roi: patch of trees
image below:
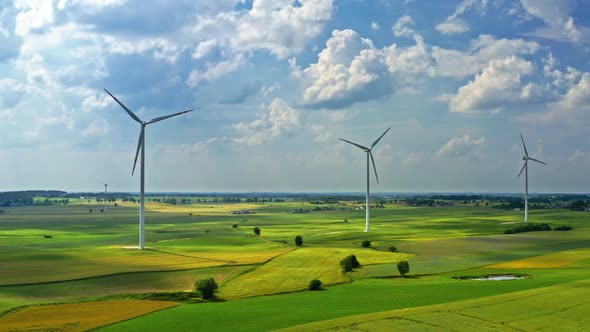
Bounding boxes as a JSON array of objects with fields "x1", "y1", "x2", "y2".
[
  {"x1": 568, "y1": 200, "x2": 590, "y2": 211},
  {"x1": 554, "y1": 225, "x2": 573, "y2": 231},
  {"x1": 289, "y1": 208, "x2": 309, "y2": 214},
  {"x1": 295, "y1": 235, "x2": 303, "y2": 246},
  {"x1": 397, "y1": 261, "x2": 410, "y2": 277},
  {"x1": 312, "y1": 206, "x2": 336, "y2": 211},
  {"x1": 128, "y1": 292, "x2": 199, "y2": 303},
  {"x1": 195, "y1": 278, "x2": 218, "y2": 300},
  {"x1": 309, "y1": 279, "x2": 322, "y2": 291},
  {"x1": 388, "y1": 246, "x2": 397, "y2": 252},
  {"x1": 253, "y1": 227, "x2": 261, "y2": 235},
  {"x1": 504, "y1": 223, "x2": 552, "y2": 234},
  {"x1": 361, "y1": 240, "x2": 371, "y2": 248},
  {"x1": 405, "y1": 199, "x2": 454, "y2": 207},
  {"x1": 340, "y1": 255, "x2": 360, "y2": 273}
]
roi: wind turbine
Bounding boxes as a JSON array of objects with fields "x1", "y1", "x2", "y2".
[
  {"x1": 104, "y1": 89, "x2": 193, "y2": 249},
  {"x1": 518, "y1": 134, "x2": 547, "y2": 223},
  {"x1": 340, "y1": 128, "x2": 390, "y2": 232},
  {"x1": 97, "y1": 180, "x2": 108, "y2": 213}
]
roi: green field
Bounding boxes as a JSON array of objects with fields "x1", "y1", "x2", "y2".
[{"x1": 0, "y1": 200, "x2": 589, "y2": 331}]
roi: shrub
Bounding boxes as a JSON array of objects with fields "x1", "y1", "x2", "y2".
[
  {"x1": 43, "y1": 235, "x2": 53, "y2": 239},
  {"x1": 253, "y1": 227, "x2": 261, "y2": 235},
  {"x1": 388, "y1": 246, "x2": 397, "y2": 252},
  {"x1": 309, "y1": 279, "x2": 322, "y2": 291},
  {"x1": 344, "y1": 219, "x2": 348, "y2": 223},
  {"x1": 504, "y1": 223, "x2": 552, "y2": 234},
  {"x1": 232, "y1": 224, "x2": 238, "y2": 229},
  {"x1": 189, "y1": 213, "x2": 192, "y2": 216},
  {"x1": 554, "y1": 225, "x2": 573, "y2": 231},
  {"x1": 340, "y1": 255, "x2": 360, "y2": 273},
  {"x1": 295, "y1": 235, "x2": 303, "y2": 246},
  {"x1": 361, "y1": 240, "x2": 371, "y2": 248},
  {"x1": 397, "y1": 261, "x2": 410, "y2": 277},
  {"x1": 195, "y1": 278, "x2": 218, "y2": 300}
]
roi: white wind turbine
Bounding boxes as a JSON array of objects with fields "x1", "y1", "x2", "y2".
[
  {"x1": 105, "y1": 89, "x2": 193, "y2": 249},
  {"x1": 340, "y1": 128, "x2": 390, "y2": 232},
  {"x1": 98, "y1": 180, "x2": 108, "y2": 213},
  {"x1": 518, "y1": 134, "x2": 547, "y2": 223}
]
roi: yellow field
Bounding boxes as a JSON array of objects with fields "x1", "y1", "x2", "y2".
[
  {"x1": 0, "y1": 300, "x2": 178, "y2": 332},
  {"x1": 220, "y1": 247, "x2": 413, "y2": 298},
  {"x1": 487, "y1": 247, "x2": 590, "y2": 269},
  {"x1": 1, "y1": 246, "x2": 292, "y2": 285},
  {"x1": 105, "y1": 202, "x2": 262, "y2": 214},
  {"x1": 279, "y1": 279, "x2": 590, "y2": 331}
]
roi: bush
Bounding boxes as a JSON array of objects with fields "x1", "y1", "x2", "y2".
[
  {"x1": 504, "y1": 223, "x2": 551, "y2": 234},
  {"x1": 361, "y1": 240, "x2": 371, "y2": 248},
  {"x1": 554, "y1": 225, "x2": 573, "y2": 231},
  {"x1": 340, "y1": 255, "x2": 360, "y2": 273},
  {"x1": 295, "y1": 235, "x2": 303, "y2": 246},
  {"x1": 195, "y1": 278, "x2": 218, "y2": 300},
  {"x1": 397, "y1": 261, "x2": 410, "y2": 276},
  {"x1": 388, "y1": 246, "x2": 397, "y2": 252},
  {"x1": 253, "y1": 227, "x2": 261, "y2": 235},
  {"x1": 309, "y1": 279, "x2": 322, "y2": 291},
  {"x1": 344, "y1": 219, "x2": 348, "y2": 223},
  {"x1": 232, "y1": 224, "x2": 238, "y2": 229}
]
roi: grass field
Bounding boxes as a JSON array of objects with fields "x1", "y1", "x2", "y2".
[
  {"x1": 1, "y1": 200, "x2": 589, "y2": 331},
  {"x1": 0, "y1": 299, "x2": 178, "y2": 331}
]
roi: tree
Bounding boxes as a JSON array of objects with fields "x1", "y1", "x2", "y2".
[
  {"x1": 295, "y1": 235, "x2": 303, "y2": 246},
  {"x1": 361, "y1": 240, "x2": 371, "y2": 248},
  {"x1": 253, "y1": 227, "x2": 261, "y2": 235},
  {"x1": 388, "y1": 246, "x2": 397, "y2": 252},
  {"x1": 89, "y1": 209, "x2": 93, "y2": 213},
  {"x1": 340, "y1": 255, "x2": 360, "y2": 273},
  {"x1": 397, "y1": 261, "x2": 410, "y2": 277},
  {"x1": 309, "y1": 279, "x2": 322, "y2": 291},
  {"x1": 232, "y1": 224, "x2": 238, "y2": 229},
  {"x1": 195, "y1": 278, "x2": 218, "y2": 300}
]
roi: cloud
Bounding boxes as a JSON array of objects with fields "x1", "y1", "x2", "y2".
[
  {"x1": 14, "y1": 0, "x2": 55, "y2": 36},
  {"x1": 392, "y1": 15, "x2": 415, "y2": 37},
  {"x1": 232, "y1": 98, "x2": 300, "y2": 145},
  {"x1": 192, "y1": 39, "x2": 217, "y2": 60},
  {"x1": 186, "y1": 53, "x2": 246, "y2": 87},
  {"x1": 435, "y1": 19, "x2": 469, "y2": 35},
  {"x1": 437, "y1": 134, "x2": 486, "y2": 158},
  {"x1": 371, "y1": 21, "x2": 380, "y2": 30},
  {"x1": 80, "y1": 119, "x2": 109, "y2": 137},
  {"x1": 435, "y1": 0, "x2": 488, "y2": 36},
  {"x1": 193, "y1": 0, "x2": 334, "y2": 59},
  {"x1": 432, "y1": 34, "x2": 539, "y2": 77},
  {"x1": 568, "y1": 149, "x2": 584, "y2": 162},
  {"x1": 521, "y1": 0, "x2": 581, "y2": 42},
  {"x1": 449, "y1": 56, "x2": 534, "y2": 113},
  {"x1": 300, "y1": 30, "x2": 434, "y2": 108},
  {"x1": 81, "y1": 93, "x2": 112, "y2": 110}
]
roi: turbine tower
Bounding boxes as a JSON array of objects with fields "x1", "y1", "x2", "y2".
[
  {"x1": 518, "y1": 134, "x2": 547, "y2": 223},
  {"x1": 105, "y1": 89, "x2": 192, "y2": 249},
  {"x1": 340, "y1": 128, "x2": 390, "y2": 232},
  {"x1": 102, "y1": 182, "x2": 108, "y2": 213}
]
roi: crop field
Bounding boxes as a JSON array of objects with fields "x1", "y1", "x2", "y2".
[{"x1": 0, "y1": 199, "x2": 589, "y2": 331}]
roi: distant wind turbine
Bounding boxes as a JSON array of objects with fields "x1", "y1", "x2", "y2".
[
  {"x1": 340, "y1": 128, "x2": 390, "y2": 232},
  {"x1": 518, "y1": 134, "x2": 547, "y2": 223},
  {"x1": 104, "y1": 89, "x2": 193, "y2": 249},
  {"x1": 97, "y1": 179, "x2": 108, "y2": 213}
]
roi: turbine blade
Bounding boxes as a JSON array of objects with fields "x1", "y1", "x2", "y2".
[
  {"x1": 132, "y1": 127, "x2": 144, "y2": 176},
  {"x1": 528, "y1": 157, "x2": 547, "y2": 165},
  {"x1": 146, "y1": 110, "x2": 193, "y2": 125},
  {"x1": 520, "y1": 133, "x2": 529, "y2": 158},
  {"x1": 517, "y1": 161, "x2": 526, "y2": 178},
  {"x1": 339, "y1": 138, "x2": 369, "y2": 150},
  {"x1": 104, "y1": 89, "x2": 143, "y2": 124},
  {"x1": 371, "y1": 127, "x2": 390, "y2": 149},
  {"x1": 370, "y1": 151, "x2": 379, "y2": 184}
]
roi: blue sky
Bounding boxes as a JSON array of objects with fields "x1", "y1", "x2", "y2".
[{"x1": 0, "y1": 0, "x2": 589, "y2": 193}]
